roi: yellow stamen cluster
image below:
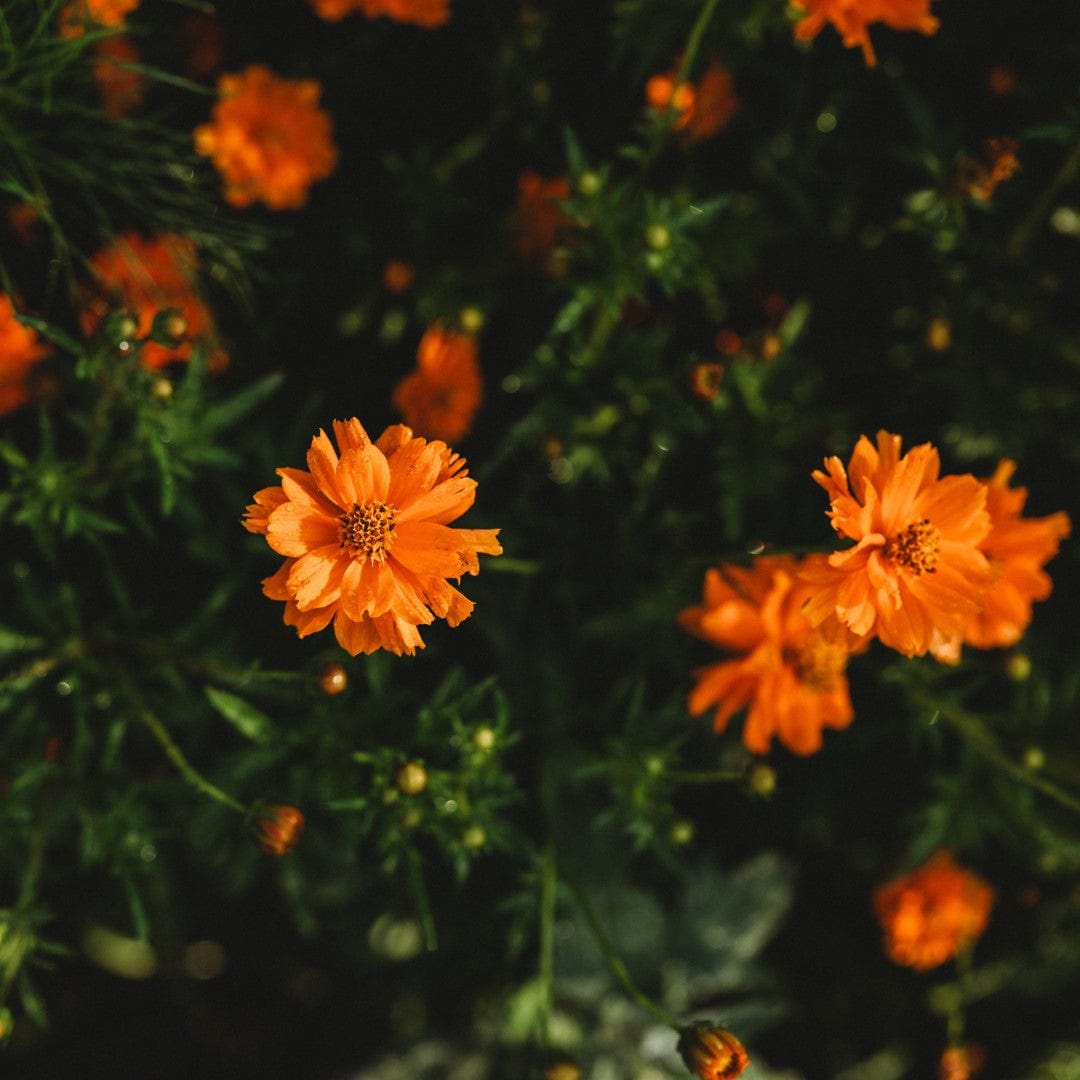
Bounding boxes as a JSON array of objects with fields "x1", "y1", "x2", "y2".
[
  {"x1": 885, "y1": 518, "x2": 941, "y2": 575},
  {"x1": 338, "y1": 501, "x2": 397, "y2": 561},
  {"x1": 790, "y1": 632, "x2": 848, "y2": 691}
]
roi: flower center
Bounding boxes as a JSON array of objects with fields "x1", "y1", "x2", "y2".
[
  {"x1": 790, "y1": 632, "x2": 848, "y2": 691},
  {"x1": 884, "y1": 518, "x2": 941, "y2": 575},
  {"x1": 337, "y1": 501, "x2": 397, "y2": 561}
]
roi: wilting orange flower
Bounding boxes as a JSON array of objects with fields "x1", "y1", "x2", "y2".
[
  {"x1": 93, "y1": 36, "x2": 145, "y2": 117},
  {"x1": 308, "y1": 0, "x2": 450, "y2": 27},
  {"x1": 514, "y1": 172, "x2": 573, "y2": 266},
  {"x1": 81, "y1": 232, "x2": 226, "y2": 371},
  {"x1": 0, "y1": 294, "x2": 51, "y2": 416},
  {"x1": 392, "y1": 324, "x2": 483, "y2": 444},
  {"x1": 194, "y1": 65, "x2": 338, "y2": 210},
  {"x1": 243, "y1": 419, "x2": 502, "y2": 657},
  {"x1": 953, "y1": 137, "x2": 1020, "y2": 201},
  {"x1": 679, "y1": 556, "x2": 859, "y2": 756},
  {"x1": 874, "y1": 851, "x2": 994, "y2": 970},
  {"x1": 939, "y1": 1044, "x2": 986, "y2": 1080},
  {"x1": 58, "y1": 0, "x2": 139, "y2": 37},
  {"x1": 802, "y1": 431, "x2": 991, "y2": 658},
  {"x1": 791, "y1": 0, "x2": 939, "y2": 67},
  {"x1": 646, "y1": 59, "x2": 738, "y2": 141},
  {"x1": 677, "y1": 1023, "x2": 751, "y2": 1080},
  {"x1": 253, "y1": 804, "x2": 305, "y2": 856}
]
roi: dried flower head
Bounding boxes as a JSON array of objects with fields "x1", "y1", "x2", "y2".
[
  {"x1": 244, "y1": 419, "x2": 502, "y2": 657},
  {"x1": 308, "y1": 0, "x2": 450, "y2": 26},
  {"x1": 0, "y1": 294, "x2": 51, "y2": 416},
  {"x1": 802, "y1": 430, "x2": 992, "y2": 658},
  {"x1": 392, "y1": 324, "x2": 483, "y2": 444},
  {"x1": 194, "y1": 65, "x2": 338, "y2": 210},
  {"x1": 680, "y1": 556, "x2": 860, "y2": 755},
  {"x1": 677, "y1": 1022, "x2": 751, "y2": 1080},
  {"x1": 80, "y1": 232, "x2": 226, "y2": 371},
  {"x1": 874, "y1": 851, "x2": 994, "y2": 970},
  {"x1": 254, "y1": 804, "x2": 305, "y2": 856},
  {"x1": 791, "y1": 0, "x2": 939, "y2": 67}
]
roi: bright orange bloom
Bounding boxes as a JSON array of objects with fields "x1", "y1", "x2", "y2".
[
  {"x1": 802, "y1": 431, "x2": 991, "y2": 658},
  {"x1": 514, "y1": 172, "x2": 573, "y2": 265},
  {"x1": 646, "y1": 60, "x2": 738, "y2": 141},
  {"x1": 791, "y1": 0, "x2": 939, "y2": 67},
  {"x1": 392, "y1": 324, "x2": 483, "y2": 444},
  {"x1": 81, "y1": 232, "x2": 226, "y2": 371},
  {"x1": 679, "y1": 556, "x2": 858, "y2": 756},
  {"x1": 194, "y1": 65, "x2": 338, "y2": 210},
  {"x1": 677, "y1": 1023, "x2": 751, "y2": 1080},
  {"x1": 253, "y1": 804, "x2": 305, "y2": 856},
  {"x1": 953, "y1": 138, "x2": 1020, "y2": 201},
  {"x1": 308, "y1": 0, "x2": 450, "y2": 26},
  {"x1": 243, "y1": 419, "x2": 502, "y2": 657},
  {"x1": 939, "y1": 1044, "x2": 986, "y2": 1080},
  {"x1": 58, "y1": 0, "x2": 138, "y2": 37},
  {"x1": 0, "y1": 294, "x2": 51, "y2": 416},
  {"x1": 93, "y1": 36, "x2": 145, "y2": 118},
  {"x1": 873, "y1": 851, "x2": 994, "y2": 970}
]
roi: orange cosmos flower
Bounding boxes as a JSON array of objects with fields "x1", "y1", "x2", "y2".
[
  {"x1": 93, "y1": 36, "x2": 145, "y2": 118},
  {"x1": 802, "y1": 430, "x2": 992, "y2": 658},
  {"x1": 952, "y1": 137, "x2": 1020, "y2": 201},
  {"x1": 873, "y1": 850, "x2": 994, "y2": 970},
  {"x1": 392, "y1": 324, "x2": 483, "y2": 444},
  {"x1": 253, "y1": 804, "x2": 305, "y2": 856},
  {"x1": 382, "y1": 259, "x2": 415, "y2": 294},
  {"x1": 939, "y1": 1044, "x2": 986, "y2": 1080},
  {"x1": 58, "y1": 0, "x2": 139, "y2": 37},
  {"x1": 677, "y1": 1022, "x2": 751, "y2": 1080},
  {"x1": 194, "y1": 65, "x2": 338, "y2": 210},
  {"x1": 646, "y1": 59, "x2": 738, "y2": 142},
  {"x1": 243, "y1": 419, "x2": 502, "y2": 657},
  {"x1": 0, "y1": 294, "x2": 51, "y2": 416},
  {"x1": 308, "y1": 0, "x2": 450, "y2": 27},
  {"x1": 513, "y1": 172, "x2": 573, "y2": 266},
  {"x1": 679, "y1": 556, "x2": 859, "y2": 756},
  {"x1": 81, "y1": 232, "x2": 226, "y2": 371},
  {"x1": 791, "y1": 0, "x2": 939, "y2": 68}
]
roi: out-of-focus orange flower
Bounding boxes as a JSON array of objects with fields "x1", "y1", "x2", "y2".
[
  {"x1": 392, "y1": 324, "x2": 483, "y2": 444},
  {"x1": 382, "y1": 259, "x2": 415, "y2": 294},
  {"x1": 513, "y1": 172, "x2": 573, "y2": 266},
  {"x1": 0, "y1": 294, "x2": 51, "y2": 416},
  {"x1": 953, "y1": 138, "x2": 1020, "y2": 201},
  {"x1": 791, "y1": 0, "x2": 939, "y2": 67},
  {"x1": 939, "y1": 1043, "x2": 986, "y2": 1080},
  {"x1": 677, "y1": 1022, "x2": 751, "y2": 1080},
  {"x1": 58, "y1": 0, "x2": 139, "y2": 37},
  {"x1": 715, "y1": 328, "x2": 743, "y2": 356},
  {"x1": 874, "y1": 851, "x2": 994, "y2": 970},
  {"x1": 194, "y1": 65, "x2": 338, "y2": 210},
  {"x1": 802, "y1": 431, "x2": 991, "y2": 658},
  {"x1": 986, "y1": 64, "x2": 1017, "y2": 96},
  {"x1": 93, "y1": 36, "x2": 145, "y2": 117},
  {"x1": 689, "y1": 361, "x2": 725, "y2": 402},
  {"x1": 243, "y1": 419, "x2": 501, "y2": 657},
  {"x1": 646, "y1": 59, "x2": 738, "y2": 141},
  {"x1": 8, "y1": 200, "x2": 45, "y2": 248},
  {"x1": 956, "y1": 460, "x2": 1070, "y2": 651},
  {"x1": 679, "y1": 556, "x2": 859, "y2": 756},
  {"x1": 308, "y1": 0, "x2": 450, "y2": 27},
  {"x1": 253, "y1": 804, "x2": 305, "y2": 856},
  {"x1": 182, "y1": 12, "x2": 224, "y2": 80},
  {"x1": 80, "y1": 232, "x2": 226, "y2": 371}
]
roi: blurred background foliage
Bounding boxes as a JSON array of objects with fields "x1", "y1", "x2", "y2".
[{"x1": 1, "y1": 0, "x2": 1079, "y2": 1076}]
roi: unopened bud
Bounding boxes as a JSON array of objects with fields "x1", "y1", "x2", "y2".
[
  {"x1": 317, "y1": 662, "x2": 348, "y2": 696},
  {"x1": 677, "y1": 1022, "x2": 751, "y2": 1080},
  {"x1": 748, "y1": 762, "x2": 777, "y2": 797},
  {"x1": 645, "y1": 224, "x2": 670, "y2": 250},
  {"x1": 396, "y1": 762, "x2": 428, "y2": 796},
  {"x1": 253, "y1": 804, "x2": 304, "y2": 856},
  {"x1": 459, "y1": 306, "x2": 485, "y2": 333}
]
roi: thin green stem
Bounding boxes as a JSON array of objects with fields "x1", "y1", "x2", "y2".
[
  {"x1": 1009, "y1": 134, "x2": 1080, "y2": 257},
  {"x1": 668, "y1": 768, "x2": 746, "y2": 785},
  {"x1": 674, "y1": 0, "x2": 724, "y2": 90},
  {"x1": 405, "y1": 846, "x2": 438, "y2": 952},
  {"x1": 537, "y1": 842, "x2": 557, "y2": 1047},
  {"x1": 565, "y1": 876, "x2": 680, "y2": 1031}
]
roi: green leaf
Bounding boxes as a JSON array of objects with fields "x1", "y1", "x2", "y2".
[
  {"x1": 199, "y1": 373, "x2": 284, "y2": 434},
  {"x1": 12, "y1": 313, "x2": 84, "y2": 357},
  {"x1": 0, "y1": 624, "x2": 44, "y2": 657},
  {"x1": 204, "y1": 686, "x2": 275, "y2": 743}
]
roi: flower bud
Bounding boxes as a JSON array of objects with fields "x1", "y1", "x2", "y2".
[
  {"x1": 747, "y1": 762, "x2": 777, "y2": 797},
  {"x1": 317, "y1": 661, "x2": 348, "y2": 695},
  {"x1": 677, "y1": 1022, "x2": 751, "y2": 1080},
  {"x1": 473, "y1": 726, "x2": 496, "y2": 751},
  {"x1": 544, "y1": 1063, "x2": 582, "y2": 1080},
  {"x1": 254, "y1": 804, "x2": 304, "y2": 856},
  {"x1": 645, "y1": 223, "x2": 671, "y2": 250},
  {"x1": 462, "y1": 824, "x2": 487, "y2": 850},
  {"x1": 396, "y1": 762, "x2": 428, "y2": 796}
]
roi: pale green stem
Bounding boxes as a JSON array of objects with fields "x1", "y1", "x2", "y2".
[
  {"x1": 537, "y1": 843, "x2": 557, "y2": 1046},
  {"x1": 674, "y1": 0, "x2": 725, "y2": 90}
]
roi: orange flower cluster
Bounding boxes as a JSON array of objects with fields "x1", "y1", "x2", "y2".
[
  {"x1": 0, "y1": 294, "x2": 51, "y2": 416},
  {"x1": 392, "y1": 324, "x2": 483, "y2": 444},
  {"x1": 679, "y1": 556, "x2": 860, "y2": 755},
  {"x1": 58, "y1": 0, "x2": 139, "y2": 37},
  {"x1": 80, "y1": 232, "x2": 226, "y2": 371},
  {"x1": 194, "y1": 65, "x2": 338, "y2": 210},
  {"x1": 873, "y1": 851, "x2": 994, "y2": 970},
  {"x1": 307, "y1": 0, "x2": 450, "y2": 27},
  {"x1": 92, "y1": 36, "x2": 145, "y2": 118},
  {"x1": 513, "y1": 172, "x2": 573, "y2": 268},
  {"x1": 645, "y1": 59, "x2": 739, "y2": 142},
  {"x1": 676, "y1": 1023, "x2": 751, "y2": 1080},
  {"x1": 790, "y1": 0, "x2": 939, "y2": 67},
  {"x1": 803, "y1": 431, "x2": 1069, "y2": 660},
  {"x1": 244, "y1": 419, "x2": 502, "y2": 657},
  {"x1": 953, "y1": 137, "x2": 1020, "y2": 201}
]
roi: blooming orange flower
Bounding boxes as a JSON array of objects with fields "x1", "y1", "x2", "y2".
[
  {"x1": 646, "y1": 59, "x2": 738, "y2": 142},
  {"x1": 679, "y1": 556, "x2": 859, "y2": 756},
  {"x1": 93, "y1": 36, "x2": 145, "y2": 118},
  {"x1": 802, "y1": 431, "x2": 992, "y2": 658},
  {"x1": 194, "y1": 65, "x2": 338, "y2": 210},
  {"x1": 0, "y1": 294, "x2": 51, "y2": 416},
  {"x1": 677, "y1": 1022, "x2": 751, "y2": 1080},
  {"x1": 253, "y1": 804, "x2": 305, "y2": 856},
  {"x1": 392, "y1": 324, "x2": 483, "y2": 444},
  {"x1": 873, "y1": 851, "x2": 994, "y2": 970},
  {"x1": 791, "y1": 0, "x2": 939, "y2": 67},
  {"x1": 80, "y1": 232, "x2": 226, "y2": 371},
  {"x1": 513, "y1": 172, "x2": 573, "y2": 266},
  {"x1": 243, "y1": 419, "x2": 502, "y2": 657},
  {"x1": 58, "y1": 0, "x2": 139, "y2": 37},
  {"x1": 308, "y1": 0, "x2": 450, "y2": 27},
  {"x1": 952, "y1": 138, "x2": 1020, "y2": 201}
]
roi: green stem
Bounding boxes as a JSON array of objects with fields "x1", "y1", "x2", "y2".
[
  {"x1": 405, "y1": 846, "x2": 438, "y2": 952},
  {"x1": 668, "y1": 768, "x2": 746, "y2": 784},
  {"x1": 537, "y1": 842, "x2": 557, "y2": 1047},
  {"x1": 1009, "y1": 134, "x2": 1080, "y2": 257},
  {"x1": 565, "y1": 876, "x2": 680, "y2": 1031},
  {"x1": 674, "y1": 0, "x2": 724, "y2": 90}
]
